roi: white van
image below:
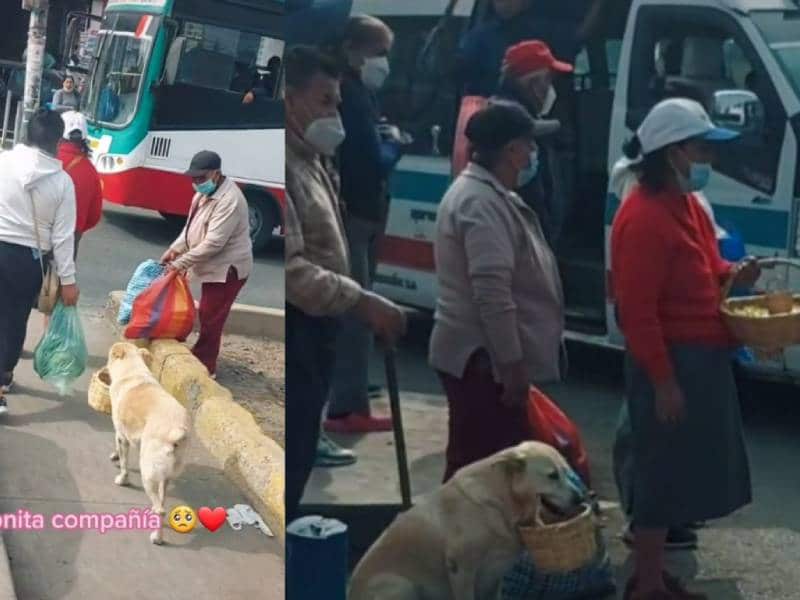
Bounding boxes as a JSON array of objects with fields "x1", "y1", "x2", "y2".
[{"x1": 354, "y1": 0, "x2": 800, "y2": 381}]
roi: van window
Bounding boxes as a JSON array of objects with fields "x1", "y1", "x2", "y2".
[
  {"x1": 626, "y1": 6, "x2": 786, "y2": 195},
  {"x1": 375, "y1": 15, "x2": 469, "y2": 157},
  {"x1": 752, "y1": 11, "x2": 800, "y2": 98}
]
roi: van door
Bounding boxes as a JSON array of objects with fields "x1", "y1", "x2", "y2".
[
  {"x1": 607, "y1": 2, "x2": 798, "y2": 371},
  {"x1": 364, "y1": 5, "x2": 473, "y2": 310}
]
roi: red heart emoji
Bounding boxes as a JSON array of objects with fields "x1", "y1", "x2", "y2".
[{"x1": 198, "y1": 507, "x2": 226, "y2": 532}]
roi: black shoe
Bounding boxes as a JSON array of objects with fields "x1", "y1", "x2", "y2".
[
  {"x1": 1, "y1": 372, "x2": 12, "y2": 394},
  {"x1": 0, "y1": 397, "x2": 8, "y2": 416}
]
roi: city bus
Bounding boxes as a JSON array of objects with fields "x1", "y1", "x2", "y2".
[
  {"x1": 78, "y1": 0, "x2": 285, "y2": 251},
  {"x1": 359, "y1": 0, "x2": 800, "y2": 382}
]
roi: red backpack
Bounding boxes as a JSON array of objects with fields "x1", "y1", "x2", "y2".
[{"x1": 451, "y1": 95, "x2": 489, "y2": 179}]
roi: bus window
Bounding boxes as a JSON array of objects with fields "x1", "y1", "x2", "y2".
[
  {"x1": 175, "y1": 21, "x2": 284, "y2": 96},
  {"x1": 82, "y1": 13, "x2": 161, "y2": 128},
  {"x1": 152, "y1": 21, "x2": 285, "y2": 130}
]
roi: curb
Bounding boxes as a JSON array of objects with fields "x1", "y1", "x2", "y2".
[
  {"x1": 103, "y1": 295, "x2": 285, "y2": 546},
  {"x1": 0, "y1": 533, "x2": 17, "y2": 599},
  {"x1": 107, "y1": 291, "x2": 285, "y2": 342}
]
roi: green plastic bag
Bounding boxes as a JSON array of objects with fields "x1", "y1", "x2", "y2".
[{"x1": 33, "y1": 302, "x2": 88, "y2": 396}]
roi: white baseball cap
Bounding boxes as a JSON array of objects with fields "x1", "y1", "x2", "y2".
[
  {"x1": 637, "y1": 98, "x2": 739, "y2": 155},
  {"x1": 61, "y1": 111, "x2": 88, "y2": 141}
]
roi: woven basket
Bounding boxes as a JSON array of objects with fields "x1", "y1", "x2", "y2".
[
  {"x1": 518, "y1": 505, "x2": 597, "y2": 574},
  {"x1": 720, "y1": 258, "x2": 800, "y2": 350},
  {"x1": 88, "y1": 368, "x2": 112, "y2": 415}
]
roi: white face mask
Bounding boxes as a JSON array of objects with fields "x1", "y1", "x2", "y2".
[
  {"x1": 540, "y1": 85, "x2": 557, "y2": 117},
  {"x1": 361, "y1": 56, "x2": 390, "y2": 91},
  {"x1": 304, "y1": 114, "x2": 346, "y2": 157}
]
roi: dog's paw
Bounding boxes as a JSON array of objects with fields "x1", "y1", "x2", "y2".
[
  {"x1": 114, "y1": 473, "x2": 129, "y2": 486},
  {"x1": 150, "y1": 531, "x2": 164, "y2": 545},
  {"x1": 109, "y1": 452, "x2": 119, "y2": 462}
]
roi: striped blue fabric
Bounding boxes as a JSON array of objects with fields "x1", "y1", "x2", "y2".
[
  {"x1": 501, "y1": 530, "x2": 616, "y2": 600},
  {"x1": 118, "y1": 260, "x2": 166, "y2": 325}
]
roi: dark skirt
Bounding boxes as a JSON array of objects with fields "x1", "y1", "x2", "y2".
[
  {"x1": 438, "y1": 349, "x2": 530, "y2": 483},
  {"x1": 626, "y1": 344, "x2": 752, "y2": 528}
]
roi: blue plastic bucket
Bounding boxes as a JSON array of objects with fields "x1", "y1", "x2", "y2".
[{"x1": 287, "y1": 516, "x2": 348, "y2": 600}]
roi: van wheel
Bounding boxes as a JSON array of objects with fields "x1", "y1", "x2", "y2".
[{"x1": 248, "y1": 198, "x2": 276, "y2": 253}]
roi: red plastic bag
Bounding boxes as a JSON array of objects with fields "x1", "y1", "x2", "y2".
[
  {"x1": 526, "y1": 386, "x2": 591, "y2": 487},
  {"x1": 451, "y1": 95, "x2": 489, "y2": 179},
  {"x1": 124, "y1": 270, "x2": 196, "y2": 341}
]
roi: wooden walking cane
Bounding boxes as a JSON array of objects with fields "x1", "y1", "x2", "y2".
[{"x1": 384, "y1": 348, "x2": 413, "y2": 510}]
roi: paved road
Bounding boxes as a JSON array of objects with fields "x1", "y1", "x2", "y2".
[
  {"x1": 304, "y1": 319, "x2": 800, "y2": 599},
  {"x1": 77, "y1": 203, "x2": 285, "y2": 310}
]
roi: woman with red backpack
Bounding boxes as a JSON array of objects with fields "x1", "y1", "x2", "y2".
[
  {"x1": 58, "y1": 111, "x2": 103, "y2": 258},
  {"x1": 40, "y1": 112, "x2": 103, "y2": 330}
]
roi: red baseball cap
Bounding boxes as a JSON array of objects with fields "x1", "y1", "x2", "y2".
[{"x1": 503, "y1": 40, "x2": 573, "y2": 78}]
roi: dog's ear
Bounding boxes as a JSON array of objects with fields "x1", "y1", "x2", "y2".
[
  {"x1": 110, "y1": 344, "x2": 127, "y2": 361},
  {"x1": 500, "y1": 455, "x2": 538, "y2": 523},
  {"x1": 501, "y1": 456, "x2": 526, "y2": 478},
  {"x1": 137, "y1": 348, "x2": 153, "y2": 369}
]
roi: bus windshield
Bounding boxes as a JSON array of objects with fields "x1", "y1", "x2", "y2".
[
  {"x1": 752, "y1": 11, "x2": 800, "y2": 99},
  {"x1": 82, "y1": 12, "x2": 161, "y2": 128}
]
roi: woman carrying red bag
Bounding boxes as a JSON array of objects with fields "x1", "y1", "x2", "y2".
[
  {"x1": 160, "y1": 151, "x2": 253, "y2": 378},
  {"x1": 429, "y1": 103, "x2": 566, "y2": 482}
]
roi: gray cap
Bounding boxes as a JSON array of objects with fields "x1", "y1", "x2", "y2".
[{"x1": 185, "y1": 151, "x2": 222, "y2": 177}]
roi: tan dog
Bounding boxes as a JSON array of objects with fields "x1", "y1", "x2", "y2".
[
  {"x1": 107, "y1": 342, "x2": 191, "y2": 545},
  {"x1": 349, "y1": 441, "x2": 587, "y2": 600}
]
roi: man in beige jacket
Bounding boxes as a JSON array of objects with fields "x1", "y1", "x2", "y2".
[
  {"x1": 284, "y1": 46, "x2": 406, "y2": 524},
  {"x1": 161, "y1": 150, "x2": 253, "y2": 377}
]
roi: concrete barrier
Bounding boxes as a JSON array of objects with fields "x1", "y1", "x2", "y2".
[
  {"x1": 147, "y1": 339, "x2": 285, "y2": 545},
  {"x1": 107, "y1": 291, "x2": 285, "y2": 342},
  {"x1": 105, "y1": 298, "x2": 286, "y2": 546}
]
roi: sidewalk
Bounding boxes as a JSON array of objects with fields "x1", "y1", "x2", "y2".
[
  {"x1": 302, "y1": 347, "x2": 800, "y2": 600},
  {"x1": 0, "y1": 308, "x2": 283, "y2": 600}
]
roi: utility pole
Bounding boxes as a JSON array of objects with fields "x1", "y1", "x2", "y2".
[{"x1": 20, "y1": 0, "x2": 50, "y2": 145}]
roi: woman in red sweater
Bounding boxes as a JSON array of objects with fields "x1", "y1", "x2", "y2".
[
  {"x1": 58, "y1": 111, "x2": 103, "y2": 257},
  {"x1": 611, "y1": 98, "x2": 759, "y2": 600}
]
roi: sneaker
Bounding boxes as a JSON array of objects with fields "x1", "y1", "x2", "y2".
[
  {"x1": 621, "y1": 523, "x2": 698, "y2": 550},
  {"x1": 315, "y1": 434, "x2": 357, "y2": 468},
  {"x1": 324, "y1": 413, "x2": 393, "y2": 434},
  {"x1": 0, "y1": 397, "x2": 8, "y2": 416},
  {"x1": 1, "y1": 373, "x2": 13, "y2": 394}
]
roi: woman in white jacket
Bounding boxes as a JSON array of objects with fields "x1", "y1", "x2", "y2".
[{"x1": 0, "y1": 109, "x2": 80, "y2": 414}]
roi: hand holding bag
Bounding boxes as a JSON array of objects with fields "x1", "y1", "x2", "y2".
[{"x1": 29, "y1": 188, "x2": 61, "y2": 315}]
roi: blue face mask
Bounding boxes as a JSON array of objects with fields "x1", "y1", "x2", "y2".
[
  {"x1": 516, "y1": 151, "x2": 540, "y2": 188},
  {"x1": 688, "y1": 162, "x2": 712, "y2": 191},
  {"x1": 673, "y1": 152, "x2": 712, "y2": 193},
  {"x1": 193, "y1": 177, "x2": 217, "y2": 196}
]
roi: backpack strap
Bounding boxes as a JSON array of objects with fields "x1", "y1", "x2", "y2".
[{"x1": 65, "y1": 156, "x2": 83, "y2": 173}]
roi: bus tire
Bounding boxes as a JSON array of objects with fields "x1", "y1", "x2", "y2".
[{"x1": 247, "y1": 193, "x2": 278, "y2": 253}]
